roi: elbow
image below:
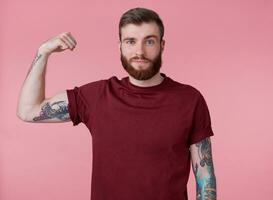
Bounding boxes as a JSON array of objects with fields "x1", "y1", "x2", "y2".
[
  {"x1": 16, "y1": 105, "x2": 32, "y2": 122},
  {"x1": 16, "y1": 104, "x2": 38, "y2": 122},
  {"x1": 16, "y1": 109, "x2": 27, "y2": 121}
]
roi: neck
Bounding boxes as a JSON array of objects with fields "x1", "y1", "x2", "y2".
[{"x1": 128, "y1": 72, "x2": 164, "y2": 87}]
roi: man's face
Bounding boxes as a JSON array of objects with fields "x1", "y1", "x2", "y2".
[{"x1": 119, "y1": 22, "x2": 165, "y2": 80}]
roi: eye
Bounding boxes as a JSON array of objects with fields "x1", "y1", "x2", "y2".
[
  {"x1": 126, "y1": 40, "x2": 135, "y2": 45},
  {"x1": 146, "y1": 39, "x2": 155, "y2": 45}
]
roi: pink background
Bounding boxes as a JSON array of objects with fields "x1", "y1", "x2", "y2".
[{"x1": 1, "y1": 0, "x2": 273, "y2": 199}]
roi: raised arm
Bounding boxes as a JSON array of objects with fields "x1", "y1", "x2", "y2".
[
  {"x1": 17, "y1": 32, "x2": 77, "y2": 123},
  {"x1": 190, "y1": 137, "x2": 217, "y2": 200}
]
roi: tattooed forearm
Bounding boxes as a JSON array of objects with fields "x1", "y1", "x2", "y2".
[
  {"x1": 26, "y1": 52, "x2": 43, "y2": 79},
  {"x1": 196, "y1": 175, "x2": 216, "y2": 200},
  {"x1": 33, "y1": 101, "x2": 70, "y2": 121},
  {"x1": 31, "y1": 52, "x2": 43, "y2": 67},
  {"x1": 194, "y1": 138, "x2": 216, "y2": 200}
]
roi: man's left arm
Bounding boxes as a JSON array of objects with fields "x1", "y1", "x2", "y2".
[{"x1": 190, "y1": 137, "x2": 217, "y2": 200}]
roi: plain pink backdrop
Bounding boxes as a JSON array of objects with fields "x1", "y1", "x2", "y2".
[{"x1": 1, "y1": 0, "x2": 273, "y2": 199}]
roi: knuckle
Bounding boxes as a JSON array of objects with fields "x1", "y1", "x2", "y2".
[
  {"x1": 61, "y1": 32, "x2": 68, "y2": 37},
  {"x1": 57, "y1": 37, "x2": 63, "y2": 42}
]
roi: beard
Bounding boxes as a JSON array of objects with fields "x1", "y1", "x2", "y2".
[{"x1": 120, "y1": 48, "x2": 162, "y2": 80}]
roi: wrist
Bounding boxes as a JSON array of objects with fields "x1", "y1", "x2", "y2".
[{"x1": 37, "y1": 46, "x2": 51, "y2": 57}]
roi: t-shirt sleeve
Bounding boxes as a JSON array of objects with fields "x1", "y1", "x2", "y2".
[
  {"x1": 66, "y1": 80, "x2": 103, "y2": 126},
  {"x1": 188, "y1": 92, "x2": 214, "y2": 146}
]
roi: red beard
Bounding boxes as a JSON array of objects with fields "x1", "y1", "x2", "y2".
[{"x1": 120, "y1": 48, "x2": 162, "y2": 80}]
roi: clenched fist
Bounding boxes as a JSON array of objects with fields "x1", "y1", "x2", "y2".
[{"x1": 38, "y1": 32, "x2": 77, "y2": 55}]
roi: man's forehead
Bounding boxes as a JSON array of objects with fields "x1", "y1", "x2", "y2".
[{"x1": 121, "y1": 22, "x2": 160, "y2": 40}]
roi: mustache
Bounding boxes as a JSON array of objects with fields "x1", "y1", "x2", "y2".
[{"x1": 130, "y1": 56, "x2": 151, "y2": 62}]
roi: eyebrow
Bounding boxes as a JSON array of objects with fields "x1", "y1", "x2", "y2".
[{"x1": 122, "y1": 35, "x2": 159, "y2": 42}]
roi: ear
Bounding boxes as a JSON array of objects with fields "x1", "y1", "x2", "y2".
[{"x1": 161, "y1": 39, "x2": 165, "y2": 51}]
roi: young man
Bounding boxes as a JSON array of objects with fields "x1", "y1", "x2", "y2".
[{"x1": 17, "y1": 7, "x2": 216, "y2": 200}]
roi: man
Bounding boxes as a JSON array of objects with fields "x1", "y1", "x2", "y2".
[{"x1": 17, "y1": 7, "x2": 216, "y2": 200}]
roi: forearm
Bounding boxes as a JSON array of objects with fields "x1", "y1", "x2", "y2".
[
  {"x1": 196, "y1": 174, "x2": 217, "y2": 200},
  {"x1": 17, "y1": 49, "x2": 50, "y2": 119},
  {"x1": 191, "y1": 137, "x2": 217, "y2": 200}
]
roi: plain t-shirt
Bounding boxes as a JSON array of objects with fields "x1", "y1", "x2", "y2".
[{"x1": 66, "y1": 72, "x2": 214, "y2": 200}]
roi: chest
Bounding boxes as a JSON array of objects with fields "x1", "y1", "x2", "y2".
[{"x1": 92, "y1": 96, "x2": 193, "y2": 154}]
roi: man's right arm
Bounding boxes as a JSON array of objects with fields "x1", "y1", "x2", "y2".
[
  {"x1": 16, "y1": 32, "x2": 77, "y2": 123},
  {"x1": 17, "y1": 89, "x2": 70, "y2": 123}
]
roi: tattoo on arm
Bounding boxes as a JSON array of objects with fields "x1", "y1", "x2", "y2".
[
  {"x1": 31, "y1": 52, "x2": 43, "y2": 67},
  {"x1": 196, "y1": 138, "x2": 213, "y2": 167},
  {"x1": 194, "y1": 138, "x2": 217, "y2": 200},
  {"x1": 26, "y1": 52, "x2": 43, "y2": 79},
  {"x1": 33, "y1": 101, "x2": 70, "y2": 121}
]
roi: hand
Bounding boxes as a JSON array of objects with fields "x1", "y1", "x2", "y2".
[{"x1": 38, "y1": 32, "x2": 77, "y2": 56}]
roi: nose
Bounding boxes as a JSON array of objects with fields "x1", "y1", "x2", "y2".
[{"x1": 135, "y1": 42, "x2": 145, "y2": 56}]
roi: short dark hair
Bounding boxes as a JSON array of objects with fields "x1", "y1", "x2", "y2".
[{"x1": 119, "y1": 7, "x2": 164, "y2": 42}]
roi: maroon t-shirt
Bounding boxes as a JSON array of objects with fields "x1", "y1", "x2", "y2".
[{"x1": 66, "y1": 72, "x2": 214, "y2": 200}]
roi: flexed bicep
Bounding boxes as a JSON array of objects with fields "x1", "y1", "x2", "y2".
[{"x1": 19, "y1": 91, "x2": 71, "y2": 123}]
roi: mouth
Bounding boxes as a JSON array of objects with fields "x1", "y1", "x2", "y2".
[{"x1": 133, "y1": 59, "x2": 149, "y2": 63}]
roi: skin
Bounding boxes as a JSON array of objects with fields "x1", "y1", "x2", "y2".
[
  {"x1": 17, "y1": 32, "x2": 75, "y2": 122},
  {"x1": 119, "y1": 22, "x2": 166, "y2": 86},
  {"x1": 33, "y1": 101, "x2": 70, "y2": 121},
  {"x1": 190, "y1": 137, "x2": 217, "y2": 200},
  {"x1": 25, "y1": 52, "x2": 42, "y2": 80}
]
